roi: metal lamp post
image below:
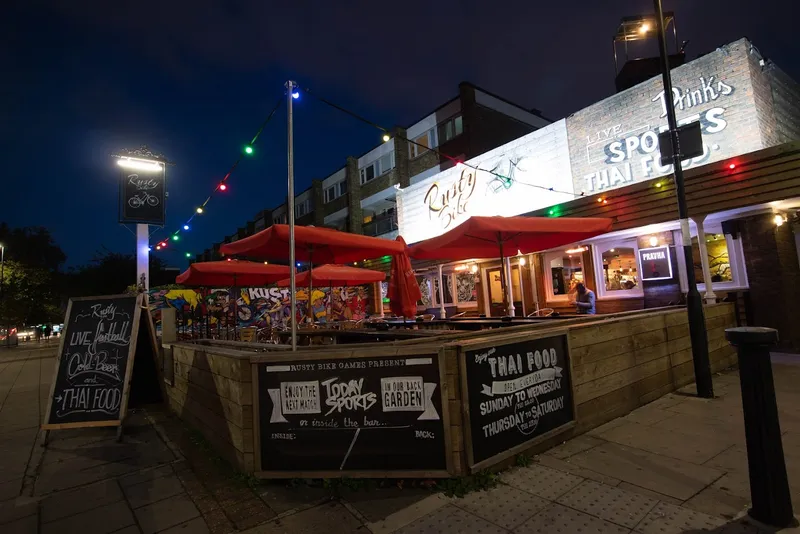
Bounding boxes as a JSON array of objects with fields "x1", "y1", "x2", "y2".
[
  {"x1": 653, "y1": 0, "x2": 714, "y2": 398},
  {"x1": 0, "y1": 243, "x2": 5, "y2": 347},
  {"x1": 286, "y1": 81, "x2": 298, "y2": 351}
]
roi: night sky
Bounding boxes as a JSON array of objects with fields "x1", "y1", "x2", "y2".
[{"x1": 2, "y1": 0, "x2": 797, "y2": 269}]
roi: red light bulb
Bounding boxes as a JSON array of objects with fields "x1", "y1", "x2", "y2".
[
  {"x1": 219, "y1": 183, "x2": 227, "y2": 191},
  {"x1": 728, "y1": 163, "x2": 736, "y2": 170}
]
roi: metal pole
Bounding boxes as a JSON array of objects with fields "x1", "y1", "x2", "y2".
[
  {"x1": 136, "y1": 224, "x2": 149, "y2": 291},
  {"x1": 286, "y1": 80, "x2": 297, "y2": 351},
  {"x1": 725, "y1": 327, "x2": 794, "y2": 527},
  {"x1": 653, "y1": 0, "x2": 713, "y2": 398}
]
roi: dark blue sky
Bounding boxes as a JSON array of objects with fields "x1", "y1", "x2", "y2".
[{"x1": 2, "y1": 0, "x2": 796, "y2": 269}]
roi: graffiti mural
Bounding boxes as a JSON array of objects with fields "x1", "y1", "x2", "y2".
[{"x1": 147, "y1": 285, "x2": 371, "y2": 331}]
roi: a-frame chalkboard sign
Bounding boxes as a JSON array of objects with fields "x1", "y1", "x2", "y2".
[{"x1": 41, "y1": 293, "x2": 163, "y2": 443}]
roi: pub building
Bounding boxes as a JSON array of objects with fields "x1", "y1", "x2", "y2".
[{"x1": 378, "y1": 38, "x2": 800, "y2": 351}]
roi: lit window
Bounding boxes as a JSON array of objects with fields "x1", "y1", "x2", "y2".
[
  {"x1": 692, "y1": 234, "x2": 733, "y2": 284},
  {"x1": 549, "y1": 254, "x2": 583, "y2": 297},
  {"x1": 409, "y1": 128, "x2": 436, "y2": 159},
  {"x1": 602, "y1": 247, "x2": 639, "y2": 291},
  {"x1": 439, "y1": 115, "x2": 464, "y2": 143}
]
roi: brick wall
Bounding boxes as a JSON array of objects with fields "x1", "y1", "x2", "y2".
[
  {"x1": 311, "y1": 180, "x2": 324, "y2": 226},
  {"x1": 345, "y1": 157, "x2": 363, "y2": 234},
  {"x1": 468, "y1": 104, "x2": 538, "y2": 157},
  {"x1": 566, "y1": 38, "x2": 767, "y2": 196},
  {"x1": 766, "y1": 64, "x2": 800, "y2": 143},
  {"x1": 739, "y1": 212, "x2": 800, "y2": 350}
]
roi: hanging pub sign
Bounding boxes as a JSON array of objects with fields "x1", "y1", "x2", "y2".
[
  {"x1": 42, "y1": 294, "x2": 164, "y2": 441},
  {"x1": 462, "y1": 334, "x2": 574, "y2": 470},
  {"x1": 638, "y1": 245, "x2": 674, "y2": 281},
  {"x1": 254, "y1": 351, "x2": 451, "y2": 477},
  {"x1": 119, "y1": 164, "x2": 167, "y2": 225}
]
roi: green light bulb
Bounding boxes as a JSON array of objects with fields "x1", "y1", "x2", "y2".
[
  {"x1": 244, "y1": 145, "x2": 254, "y2": 155},
  {"x1": 172, "y1": 235, "x2": 179, "y2": 241}
]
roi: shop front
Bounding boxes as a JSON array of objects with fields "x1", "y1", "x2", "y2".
[{"x1": 392, "y1": 37, "x2": 800, "y2": 348}]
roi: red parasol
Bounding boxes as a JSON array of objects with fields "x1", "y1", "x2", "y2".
[
  {"x1": 176, "y1": 260, "x2": 292, "y2": 286},
  {"x1": 274, "y1": 264, "x2": 385, "y2": 288},
  {"x1": 408, "y1": 215, "x2": 612, "y2": 314},
  {"x1": 219, "y1": 224, "x2": 405, "y2": 264},
  {"x1": 388, "y1": 236, "x2": 422, "y2": 319},
  {"x1": 407, "y1": 216, "x2": 613, "y2": 261}
]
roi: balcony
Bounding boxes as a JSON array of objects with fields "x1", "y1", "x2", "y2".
[{"x1": 363, "y1": 213, "x2": 398, "y2": 238}]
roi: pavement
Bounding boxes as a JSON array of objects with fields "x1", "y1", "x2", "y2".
[{"x1": 2, "y1": 345, "x2": 800, "y2": 533}]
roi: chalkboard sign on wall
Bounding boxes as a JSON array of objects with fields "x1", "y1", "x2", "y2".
[
  {"x1": 42, "y1": 295, "x2": 142, "y2": 429},
  {"x1": 463, "y1": 335, "x2": 574, "y2": 468},
  {"x1": 256, "y1": 353, "x2": 450, "y2": 477},
  {"x1": 119, "y1": 168, "x2": 166, "y2": 225}
]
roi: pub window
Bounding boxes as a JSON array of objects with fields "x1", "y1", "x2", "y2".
[
  {"x1": 455, "y1": 272, "x2": 477, "y2": 303},
  {"x1": 432, "y1": 274, "x2": 454, "y2": 306},
  {"x1": 592, "y1": 241, "x2": 643, "y2": 298},
  {"x1": 691, "y1": 234, "x2": 733, "y2": 284},
  {"x1": 544, "y1": 250, "x2": 584, "y2": 301},
  {"x1": 416, "y1": 276, "x2": 433, "y2": 308}
]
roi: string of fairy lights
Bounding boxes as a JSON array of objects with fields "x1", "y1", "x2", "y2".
[
  {"x1": 150, "y1": 94, "x2": 286, "y2": 258},
  {"x1": 152, "y1": 82, "x2": 691, "y2": 261}
]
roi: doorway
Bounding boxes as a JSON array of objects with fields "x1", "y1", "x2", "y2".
[{"x1": 486, "y1": 265, "x2": 524, "y2": 317}]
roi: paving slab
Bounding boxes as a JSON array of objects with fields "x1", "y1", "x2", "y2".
[
  {"x1": 535, "y1": 454, "x2": 622, "y2": 487},
  {"x1": 41, "y1": 500, "x2": 136, "y2": 534},
  {"x1": 632, "y1": 501, "x2": 751, "y2": 534},
  {"x1": 135, "y1": 493, "x2": 201, "y2": 534},
  {"x1": 0, "y1": 498, "x2": 38, "y2": 526},
  {"x1": 0, "y1": 477, "x2": 22, "y2": 502},
  {"x1": 4, "y1": 512, "x2": 37, "y2": 534},
  {"x1": 568, "y1": 442, "x2": 725, "y2": 501},
  {"x1": 658, "y1": 412, "x2": 746, "y2": 444},
  {"x1": 243, "y1": 501, "x2": 368, "y2": 534},
  {"x1": 514, "y1": 502, "x2": 630, "y2": 534},
  {"x1": 451, "y1": 483, "x2": 549, "y2": 530},
  {"x1": 257, "y1": 483, "x2": 331, "y2": 516},
  {"x1": 544, "y1": 435, "x2": 605, "y2": 459},
  {"x1": 124, "y1": 475, "x2": 185, "y2": 509},
  {"x1": 119, "y1": 465, "x2": 175, "y2": 489},
  {"x1": 341, "y1": 487, "x2": 433, "y2": 524},
  {"x1": 613, "y1": 483, "x2": 683, "y2": 506},
  {"x1": 160, "y1": 517, "x2": 210, "y2": 533},
  {"x1": 393, "y1": 504, "x2": 506, "y2": 534},
  {"x1": 682, "y1": 481, "x2": 752, "y2": 520},
  {"x1": 500, "y1": 464, "x2": 584, "y2": 500},
  {"x1": 41, "y1": 478, "x2": 124, "y2": 523},
  {"x1": 597, "y1": 421, "x2": 731, "y2": 464},
  {"x1": 556, "y1": 480, "x2": 658, "y2": 529}
]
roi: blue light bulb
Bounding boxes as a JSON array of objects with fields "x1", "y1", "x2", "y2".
[{"x1": 183, "y1": 224, "x2": 190, "y2": 230}]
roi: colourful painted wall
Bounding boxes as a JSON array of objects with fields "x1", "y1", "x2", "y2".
[{"x1": 147, "y1": 285, "x2": 370, "y2": 331}]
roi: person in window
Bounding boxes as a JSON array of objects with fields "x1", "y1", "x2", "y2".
[{"x1": 570, "y1": 283, "x2": 596, "y2": 315}]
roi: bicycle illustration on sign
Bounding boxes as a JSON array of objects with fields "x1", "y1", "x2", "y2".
[{"x1": 128, "y1": 192, "x2": 160, "y2": 208}]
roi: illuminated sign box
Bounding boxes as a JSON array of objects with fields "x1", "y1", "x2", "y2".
[{"x1": 638, "y1": 246, "x2": 673, "y2": 281}]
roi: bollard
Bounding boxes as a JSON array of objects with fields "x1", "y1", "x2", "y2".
[{"x1": 725, "y1": 326, "x2": 795, "y2": 527}]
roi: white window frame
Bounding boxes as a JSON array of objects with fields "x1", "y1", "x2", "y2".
[
  {"x1": 591, "y1": 240, "x2": 644, "y2": 299},
  {"x1": 409, "y1": 128, "x2": 436, "y2": 159},
  {"x1": 324, "y1": 180, "x2": 347, "y2": 203},
  {"x1": 543, "y1": 249, "x2": 588, "y2": 302},
  {"x1": 431, "y1": 273, "x2": 456, "y2": 307},
  {"x1": 360, "y1": 154, "x2": 395, "y2": 185},
  {"x1": 294, "y1": 199, "x2": 311, "y2": 218},
  {"x1": 439, "y1": 114, "x2": 464, "y2": 143},
  {"x1": 678, "y1": 227, "x2": 749, "y2": 293},
  {"x1": 272, "y1": 213, "x2": 287, "y2": 225}
]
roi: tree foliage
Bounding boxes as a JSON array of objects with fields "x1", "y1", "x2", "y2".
[
  {"x1": 0, "y1": 224, "x2": 66, "y2": 327},
  {"x1": 63, "y1": 249, "x2": 174, "y2": 298}
]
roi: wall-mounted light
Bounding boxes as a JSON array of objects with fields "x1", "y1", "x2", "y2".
[
  {"x1": 382, "y1": 134, "x2": 391, "y2": 142},
  {"x1": 565, "y1": 246, "x2": 588, "y2": 254},
  {"x1": 117, "y1": 158, "x2": 162, "y2": 171},
  {"x1": 470, "y1": 264, "x2": 478, "y2": 274},
  {"x1": 640, "y1": 22, "x2": 650, "y2": 34},
  {"x1": 774, "y1": 214, "x2": 787, "y2": 227},
  {"x1": 649, "y1": 236, "x2": 659, "y2": 247}
]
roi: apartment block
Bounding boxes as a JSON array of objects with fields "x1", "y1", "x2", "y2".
[{"x1": 195, "y1": 82, "x2": 550, "y2": 262}]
